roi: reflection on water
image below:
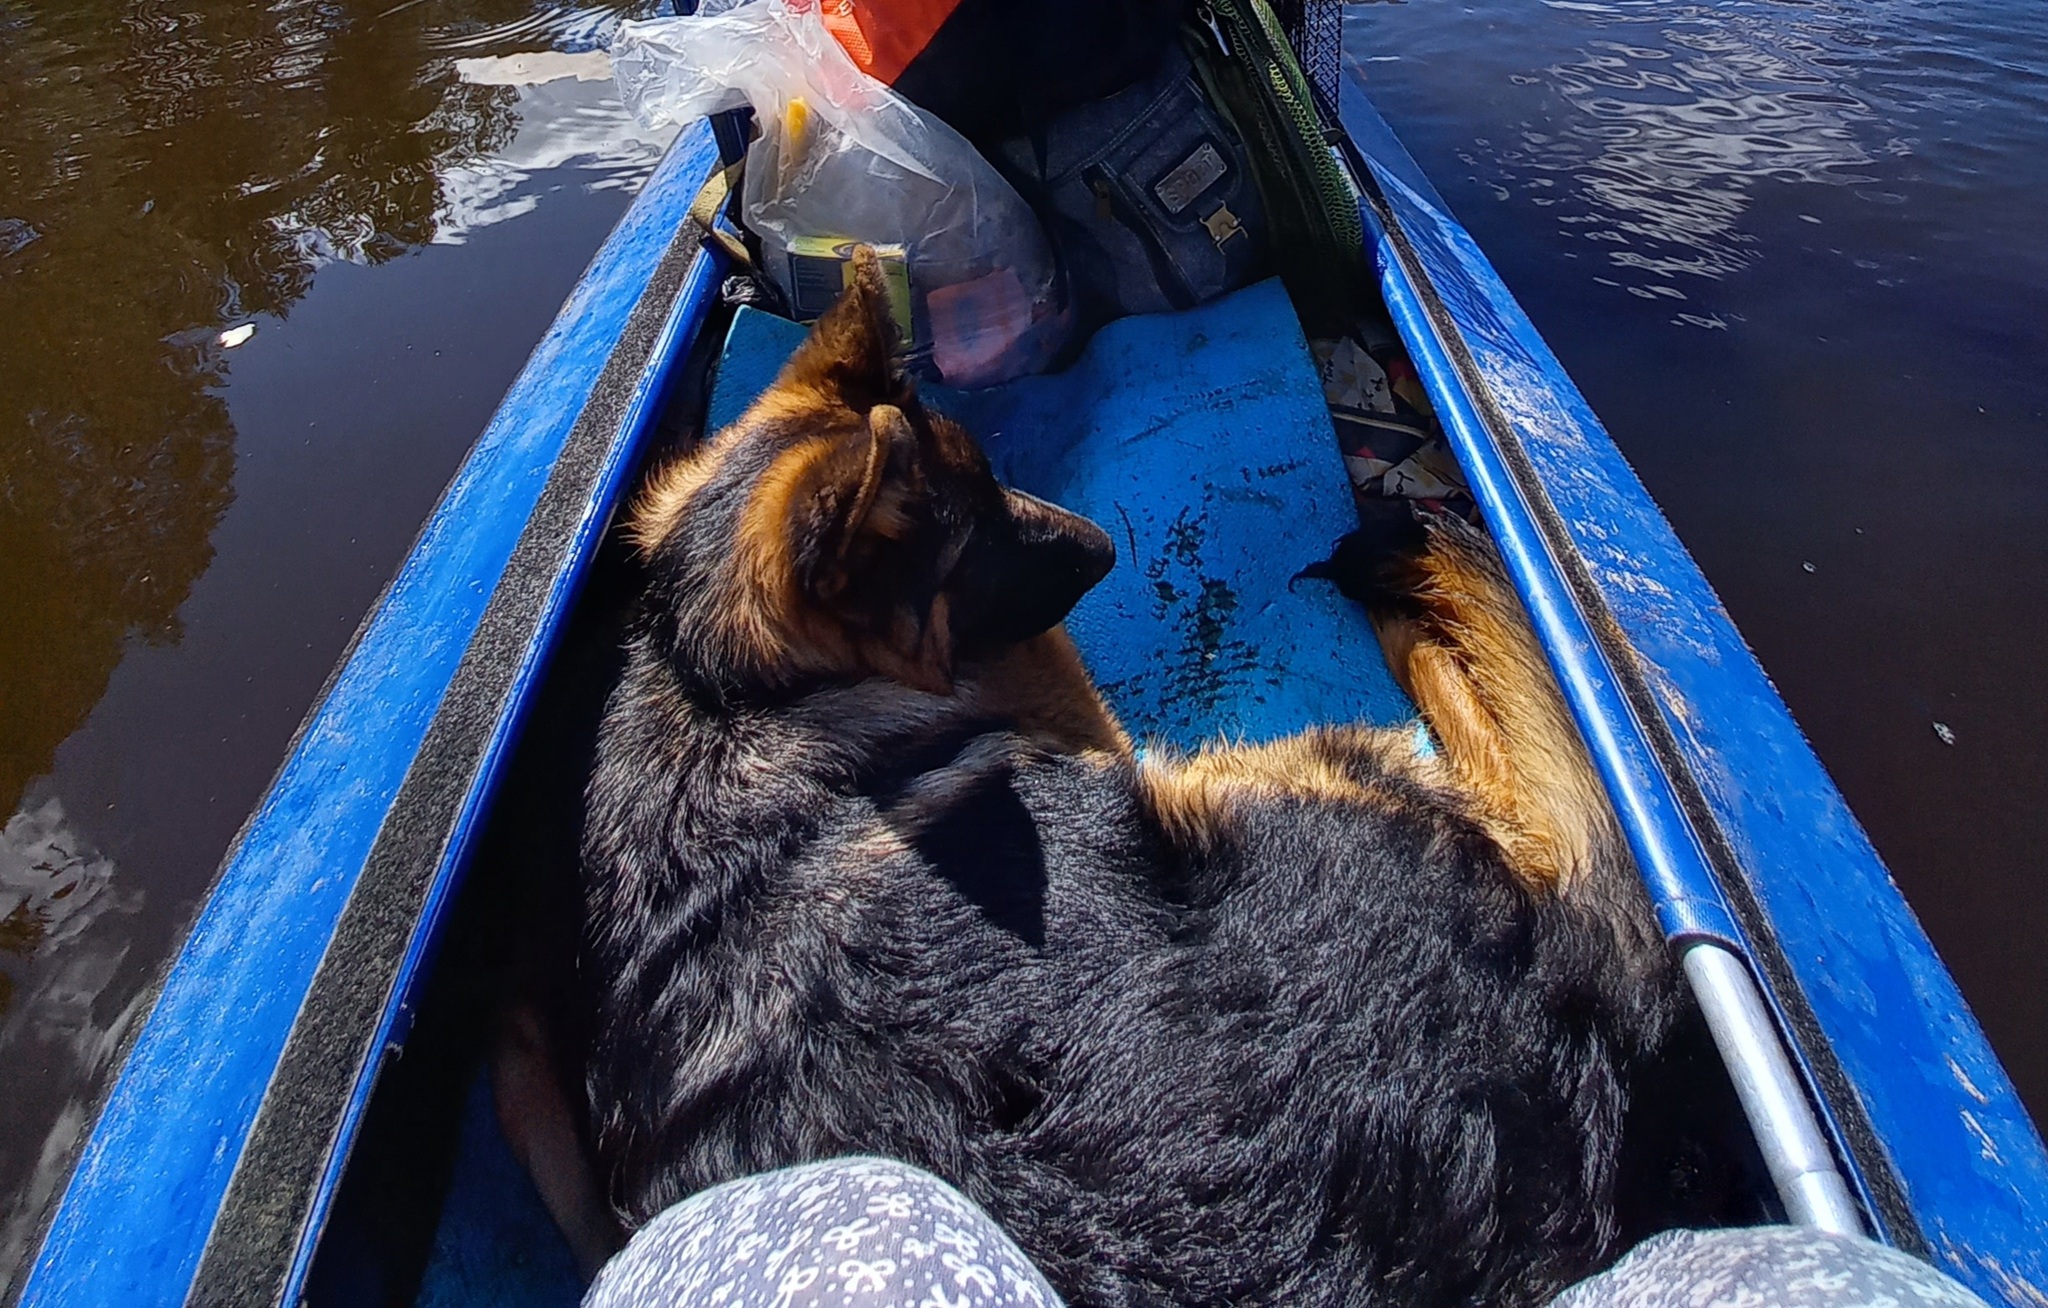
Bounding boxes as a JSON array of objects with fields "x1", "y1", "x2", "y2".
[
  {"x1": 0, "y1": 0, "x2": 524, "y2": 822},
  {"x1": 1456, "y1": 1, "x2": 1893, "y2": 304},
  {"x1": 1535, "y1": 6, "x2": 1884, "y2": 292},
  {"x1": 1356, "y1": 0, "x2": 2048, "y2": 317},
  {"x1": 0, "y1": 0, "x2": 666, "y2": 1280},
  {"x1": 0, "y1": 800, "x2": 139, "y2": 1036},
  {"x1": 1349, "y1": 0, "x2": 2048, "y2": 1117},
  {"x1": 0, "y1": 798, "x2": 144, "y2": 1260},
  {"x1": 437, "y1": 65, "x2": 667, "y2": 241}
]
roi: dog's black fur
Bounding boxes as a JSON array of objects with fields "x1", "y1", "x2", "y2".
[{"x1": 582, "y1": 253, "x2": 1682, "y2": 1306}]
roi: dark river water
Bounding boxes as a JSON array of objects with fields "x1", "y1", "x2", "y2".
[
  {"x1": 0, "y1": 0, "x2": 2043, "y2": 1283},
  {"x1": 0, "y1": 0, "x2": 672, "y2": 1276}
]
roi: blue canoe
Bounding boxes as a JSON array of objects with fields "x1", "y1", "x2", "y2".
[{"x1": 19, "y1": 12, "x2": 2048, "y2": 1307}]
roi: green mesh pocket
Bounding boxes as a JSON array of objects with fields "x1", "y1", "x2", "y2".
[{"x1": 1185, "y1": 0, "x2": 1366, "y2": 333}]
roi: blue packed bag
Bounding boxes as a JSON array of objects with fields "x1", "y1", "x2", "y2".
[{"x1": 986, "y1": 43, "x2": 1272, "y2": 330}]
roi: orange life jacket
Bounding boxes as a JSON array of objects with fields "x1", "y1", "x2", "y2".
[{"x1": 812, "y1": 0, "x2": 958, "y2": 85}]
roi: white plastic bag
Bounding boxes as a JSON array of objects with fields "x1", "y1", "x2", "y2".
[{"x1": 612, "y1": 0, "x2": 1070, "y2": 387}]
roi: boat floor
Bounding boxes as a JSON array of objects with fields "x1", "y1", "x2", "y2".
[{"x1": 304, "y1": 282, "x2": 1775, "y2": 1306}]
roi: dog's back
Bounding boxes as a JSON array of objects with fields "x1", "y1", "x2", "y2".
[
  {"x1": 1016, "y1": 751, "x2": 1661, "y2": 1304},
  {"x1": 583, "y1": 250, "x2": 1150, "y2": 1225}
]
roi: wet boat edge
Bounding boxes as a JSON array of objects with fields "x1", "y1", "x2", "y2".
[
  {"x1": 15, "y1": 120, "x2": 727, "y2": 1308},
  {"x1": 1335, "y1": 69, "x2": 2048, "y2": 1304}
]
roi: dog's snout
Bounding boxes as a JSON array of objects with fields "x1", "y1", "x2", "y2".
[{"x1": 1008, "y1": 489, "x2": 1115, "y2": 593}]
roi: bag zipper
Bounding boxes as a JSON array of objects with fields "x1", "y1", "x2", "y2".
[{"x1": 1195, "y1": 1, "x2": 1232, "y2": 58}]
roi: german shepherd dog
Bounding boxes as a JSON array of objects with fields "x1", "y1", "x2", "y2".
[{"x1": 580, "y1": 252, "x2": 1680, "y2": 1306}]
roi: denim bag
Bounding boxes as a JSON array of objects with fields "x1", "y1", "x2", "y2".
[{"x1": 988, "y1": 44, "x2": 1270, "y2": 328}]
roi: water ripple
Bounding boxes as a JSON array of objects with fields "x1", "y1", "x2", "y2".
[
  {"x1": 1352, "y1": 0, "x2": 2048, "y2": 305},
  {"x1": 417, "y1": 2, "x2": 626, "y2": 54},
  {"x1": 1522, "y1": 3, "x2": 1883, "y2": 282}
]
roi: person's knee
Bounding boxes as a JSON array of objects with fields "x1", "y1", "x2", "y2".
[
  {"x1": 584, "y1": 1157, "x2": 1064, "y2": 1308},
  {"x1": 1550, "y1": 1227, "x2": 1991, "y2": 1307}
]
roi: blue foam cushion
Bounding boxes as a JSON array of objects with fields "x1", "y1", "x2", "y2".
[{"x1": 707, "y1": 280, "x2": 1413, "y2": 750}]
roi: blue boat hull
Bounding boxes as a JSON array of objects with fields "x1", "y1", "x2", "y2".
[
  {"x1": 16, "y1": 120, "x2": 730, "y2": 1308},
  {"x1": 18, "y1": 48, "x2": 2047, "y2": 1308}
]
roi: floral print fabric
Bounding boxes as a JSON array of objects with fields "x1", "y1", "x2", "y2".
[
  {"x1": 583, "y1": 1158, "x2": 1065, "y2": 1308},
  {"x1": 1549, "y1": 1227, "x2": 1991, "y2": 1308},
  {"x1": 587, "y1": 1155, "x2": 1995, "y2": 1308}
]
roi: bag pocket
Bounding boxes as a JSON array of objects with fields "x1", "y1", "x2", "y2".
[{"x1": 991, "y1": 45, "x2": 1270, "y2": 327}]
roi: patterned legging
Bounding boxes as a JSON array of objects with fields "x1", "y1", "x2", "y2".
[{"x1": 583, "y1": 1157, "x2": 1989, "y2": 1308}]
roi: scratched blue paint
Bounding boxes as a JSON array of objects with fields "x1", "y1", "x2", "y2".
[
  {"x1": 1338, "y1": 77, "x2": 2048, "y2": 1303},
  {"x1": 20, "y1": 121, "x2": 723, "y2": 1308}
]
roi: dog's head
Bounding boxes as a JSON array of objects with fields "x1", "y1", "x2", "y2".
[{"x1": 630, "y1": 249, "x2": 1114, "y2": 697}]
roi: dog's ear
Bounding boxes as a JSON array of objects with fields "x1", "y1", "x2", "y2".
[
  {"x1": 946, "y1": 489, "x2": 1115, "y2": 652},
  {"x1": 779, "y1": 246, "x2": 905, "y2": 413},
  {"x1": 798, "y1": 402, "x2": 922, "y2": 600},
  {"x1": 752, "y1": 403, "x2": 955, "y2": 694}
]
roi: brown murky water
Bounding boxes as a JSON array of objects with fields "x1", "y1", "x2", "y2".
[
  {"x1": 3, "y1": 0, "x2": 2045, "y2": 1288},
  {"x1": 0, "y1": 0, "x2": 668, "y2": 1279}
]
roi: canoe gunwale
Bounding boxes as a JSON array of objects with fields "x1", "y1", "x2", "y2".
[
  {"x1": 16, "y1": 122, "x2": 729, "y2": 1308},
  {"x1": 1332, "y1": 69, "x2": 2048, "y2": 1303},
  {"x1": 192, "y1": 211, "x2": 730, "y2": 1308},
  {"x1": 1340, "y1": 138, "x2": 1902, "y2": 1239}
]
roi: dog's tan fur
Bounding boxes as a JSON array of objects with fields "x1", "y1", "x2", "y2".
[
  {"x1": 964, "y1": 630, "x2": 1131, "y2": 756},
  {"x1": 1372, "y1": 521, "x2": 1617, "y2": 893},
  {"x1": 1140, "y1": 727, "x2": 1425, "y2": 854},
  {"x1": 627, "y1": 437, "x2": 733, "y2": 557}
]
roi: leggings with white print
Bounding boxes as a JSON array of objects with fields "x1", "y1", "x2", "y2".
[
  {"x1": 582, "y1": 1158, "x2": 1063, "y2": 1308},
  {"x1": 583, "y1": 1156, "x2": 1992, "y2": 1308}
]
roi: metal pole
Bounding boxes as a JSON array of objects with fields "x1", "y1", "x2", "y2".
[{"x1": 1682, "y1": 941, "x2": 1865, "y2": 1234}]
